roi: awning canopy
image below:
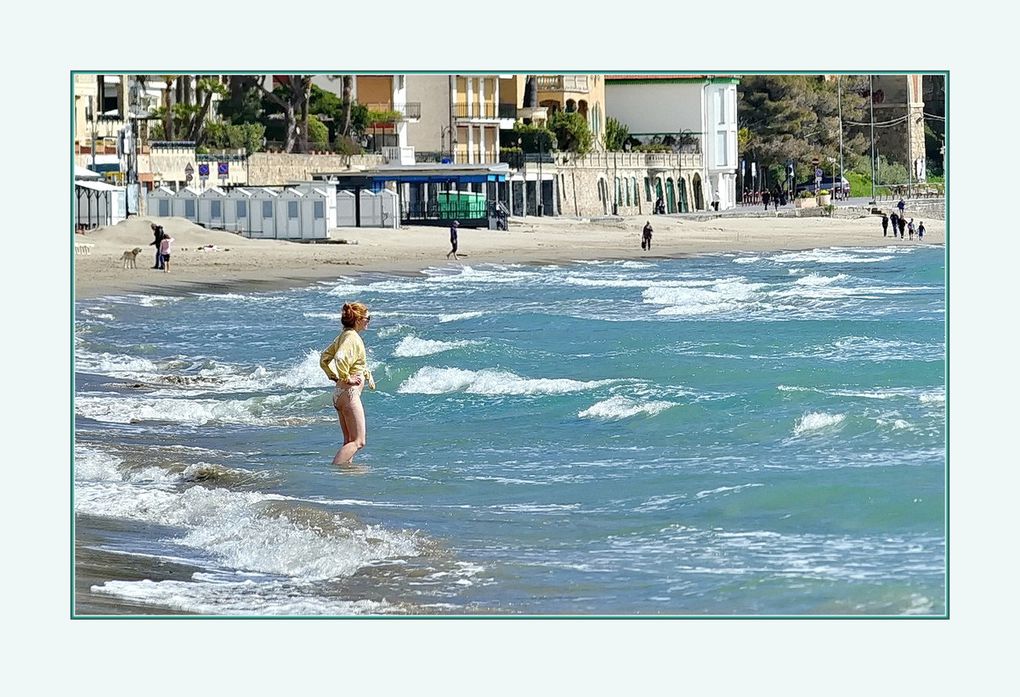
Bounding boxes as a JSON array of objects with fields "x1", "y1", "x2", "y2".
[
  {"x1": 75, "y1": 180, "x2": 123, "y2": 192},
  {"x1": 75, "y1": 165, "x2": 103, "y2": 180}
]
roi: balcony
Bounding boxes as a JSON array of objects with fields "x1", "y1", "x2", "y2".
[
  {"x1": 363, "y1": 102, "x2": 422, "y2": 120},
  {"x1": 536, "y1": 75, "x2": 590, "y2": 92},
  {"x1": 453, "y1": 103, "x2": 509, "y2": 119}
]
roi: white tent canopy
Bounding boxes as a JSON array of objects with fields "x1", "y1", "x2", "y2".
[{"x1": 75, "y1": 165, "x2": 102, "y2": 180}]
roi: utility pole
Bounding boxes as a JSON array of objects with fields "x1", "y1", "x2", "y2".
[
  {"x1": 837, "y1": 76, "x2": 844, "y2": 199},
  {"x1": 869, "y1": 75, "x2": 876, "y2": 203}
]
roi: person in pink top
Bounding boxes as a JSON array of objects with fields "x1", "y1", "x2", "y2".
[{"x1": 158, "y1": 234, "x2": 174, "y2": 273}]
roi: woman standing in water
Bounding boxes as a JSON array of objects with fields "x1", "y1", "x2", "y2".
[{"x1": 320, "y1": 302, "x2": 375, "y2": 465}]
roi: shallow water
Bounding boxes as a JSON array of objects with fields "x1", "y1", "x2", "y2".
[{"x1": 74, "y1": 245, "x2": 946, "y2": 615}]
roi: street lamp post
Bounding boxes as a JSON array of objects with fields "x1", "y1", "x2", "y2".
[{"x1": 537, "y1": 131, "x2": 544, "y2": 217}]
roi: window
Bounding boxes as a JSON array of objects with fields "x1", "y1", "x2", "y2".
[
  {"x1": 288, "y1": 201, "x2": 298, "y2": 219},
  {"x1": 236, "y1": 200, "x2": 247, "y2": 218},
  {"x1": 716, "y1": 90, "x2": 725, "y2": 125},
  {"x1": 632, "y1": 178, "x2": 639, "y2": 204},
  {"x1": 210, "y1": 200, "x2": 221, "y2": 218},
  {"x1": 314, "y1": 201, "x2": 324, "y2": 219},
  {"x1": 262, "y1": 200, "x2": 273, "y2": 218},
  {"x1": 716, "y1": 133, "x2": 729, "y2": 168},
  {"x1": 158, "y1": 199, "x2": 169, "y2": 216},
  {"x1": 184, "y1": 199, "x2": 195, "y2": 217},
  {"x1": 644, "y1": 177, "x2": 652, "y2": 201},
  {"x1": 625, "y1": 179, "x2": 631, "y2": 206}
]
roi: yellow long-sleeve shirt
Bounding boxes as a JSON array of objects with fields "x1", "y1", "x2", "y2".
[{"x1": 320, "y1": 329, "x2": 371, "y2": 384}]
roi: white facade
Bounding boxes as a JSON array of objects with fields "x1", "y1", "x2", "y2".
[{"x1": 605, "y1": 77, "x2": 739, "y2": 210}]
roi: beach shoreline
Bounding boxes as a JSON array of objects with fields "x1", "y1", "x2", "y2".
[{"x1": 73, "y1": 214, "x2": 944, "y2": 300}]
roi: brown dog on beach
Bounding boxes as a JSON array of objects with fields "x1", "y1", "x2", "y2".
[{"x1": 121, "y1": 247, "x2": 144, "y2": 269}]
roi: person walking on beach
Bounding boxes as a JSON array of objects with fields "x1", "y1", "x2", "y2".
[
  {"x1": 881, "y1": 213, "x2": 889, "y2": 237},
  {"x1": 447, "y1": 220, "x2": 459, "y2": 260},
  {"x1": 898, "y1": 215, "x2": 907, "y2": 239},
  {"x1": 917, "y1": 221, "x2": 925, "y2": 241},
  {"x1": 908, "y1": 218, "x2": 915, "y2": 240},
  {"x1": 890, "y1": 212, "x2": 900, "y2": 238},
  {"x1": 149, "y1": 223, "x2": 166, "y2": 269},
  {"x1": 320, "y1": 302, "x2": 376, "y2": 466},
  {"x1": 158, "y1": 233, "x2": 173, "y2": 273},
  {"x1": 641, "y1": 221, "x2": 653, "y2": 250}
]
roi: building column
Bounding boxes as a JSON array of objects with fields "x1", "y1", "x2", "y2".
[{"x1": 468, "y1": 124, "x2": 475, "y2": 164}]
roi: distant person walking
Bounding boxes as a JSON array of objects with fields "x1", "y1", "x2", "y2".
[
  {"x1": 898, "y1": 215, "x2": 907, "y2": 239},
  {"x1": 761, "y1": 190, "x2": 771, "y2": 210},
  {"x1": 908, "y1": 218, "x2": 915, "y2": 240},
  {"x1": 897, "y1": 197, "x2": 906, "y2": 217},
  {"x1": 641, "y1": 221, "x2": 653, "y2": 251},
  {"x1": 158, "y1": 233, "x2": 174, "y2": 273},
  {"x1": 881, "y1": 213, "x2": 889, "y2": 237},
  {"x1": 712, "y1": 191, "x2": 720, "y2": 211},
  {"x1": 772, "y1": 189, "x2": 780, "y2": 211},
  {"x1": 890, "y1": 212, "x2": 900, "y2": 238},
  {"x1": 917, "y1": 221, "x2": 925, "y2": 241},
  {"x1": 149, "y1": 223, "x2": 166, "y2": 269},
  {"x1": 447, "y1": 220, "x2": 459, "y2": 260}
]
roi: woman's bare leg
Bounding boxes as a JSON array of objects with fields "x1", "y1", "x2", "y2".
[
  {"x1": 332, "y1": 392, "x2": 366, "y2": 465},
  {"x1": 335, "y1": 394, "x2": 352, "y2": 444}
]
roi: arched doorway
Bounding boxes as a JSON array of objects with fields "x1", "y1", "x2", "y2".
[
  {"x1": 679, "y1": 178, "x2": 689, "y2": 213},
  {"x1": 666, "y1": 178, "x2": 676, "y2": 213},
  {"x1": 655, "y1": 178, "x2": 664, "y2": 203},
  {"x1": 692, "y1": 174, "x2": 704, "y2": 210}
]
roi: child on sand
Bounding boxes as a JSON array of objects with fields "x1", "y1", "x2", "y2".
[{"x1": 159, "y1": 234, "x2": 174, "y2": 273}]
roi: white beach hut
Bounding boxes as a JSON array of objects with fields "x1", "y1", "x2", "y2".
[
  {"x1": 337, "y1": 190, "x2": 357, "y2": 227},
  {"x1": 75, "y1": 180, "x2": 127, "y2": 229},
  {"x1": 246, "y1": 188, "x2": 279, "y2": 239},
  {"x1": 172, "y1": 186, "x2": 202, "y2": 223},
  {"x1": 294, "y1": 184, "x2": 338, "y2": 233},
  {"x1": 378, "y1": 189, "x2": 399, "y2": 229},
  {"x1": 276, "y1": 188, "x2": 305, "y2": 239},
  {"x1": 198, "y1": 186, "x2": 228, "y2": 229},
  {"x1": 147, "y1": 186, "x2": 176, "y2": 218},
  {"x1": 224, "y1": 188, "x2": 254, "y2": 235}
]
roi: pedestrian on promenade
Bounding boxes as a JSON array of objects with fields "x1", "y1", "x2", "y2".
[
  {"x1": 447, "y1": 220, "x2": 459, "y2": 260},
  {"x1": 762, "y1": 190, "x2": 771, "y2": 210},
  {"x1": 897, "y1": 197, "x2": 906, "y2": 217},
  {"x1": 772, "y1": 188, "x2": 780, "y2": 211},
  {"x1": 881, "y1": 213, "x2": 889, "y2": 237}
]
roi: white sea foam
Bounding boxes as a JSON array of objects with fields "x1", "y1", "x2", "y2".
[
  {"x1": 90, "y1": 577, "x2": 396, "y2": 616},
  {"x1": 303, "y1": 311, "x2": 341, "y2": 321},
  {"x1": 773, "y1": 249, "x2": 895, "y2": 265},
  {"x1": 393, "y1": 336, "x2": 480, "y2": 357},
  {"x1": 578, "y1": 396, "x2": 676, "y2": 420},
  {"x1": 425, "y1": 265, "x2": 543, "y2": 286},
  {"x1": 793, "y1": 412, "x2": 846, "y2": 435},
  {"x1": 794, "y1": 273, "x2": 850, "y2": 286},
  {"x1": 732, "y1": 256, "x2": 762, "y2": 264},
  {"x1": 646, "y1": 278, "x2": 766, "y2": 316},
  {"x1": 75, "y1": 391, "x2": 323, "y2": 426},
  {"x1": 694, "y1": 483, "x2": 764, "y2": 499},
  {"x1": 438, "y1": 311, "x2": 486, "y2": 323},
  {"x1": 75, "y1": 351, "x2": 160, "y2": 378},
  {"x1": 919, "y1": 391, "x2": 945, "y2": 404},
  {"x1": 398, "y1": 367, "x2": 610, "y2": 395}
]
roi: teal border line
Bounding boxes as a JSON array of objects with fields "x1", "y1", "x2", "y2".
[{"x1": 70, "y1": 70, "x2": 949, "y2": 620}]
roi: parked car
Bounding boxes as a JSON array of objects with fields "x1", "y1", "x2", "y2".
[{"x1": 795, "y1": 176, "x2": 851, "y2": 198}]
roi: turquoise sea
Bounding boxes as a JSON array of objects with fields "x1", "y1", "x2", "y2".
[{"x1": 74, "y1": 244, "x2": 946, "y2": 616}]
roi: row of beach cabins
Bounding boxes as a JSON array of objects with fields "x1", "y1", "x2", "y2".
[
  {"x1": 146, "y1": 185, "x2": 400, "y2": 239},
  {"x1": 74, "y1": 180, "x2": 400, "y2": 239}
]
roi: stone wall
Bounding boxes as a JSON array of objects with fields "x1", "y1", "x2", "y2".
[
  {"x1": 247, "y1": 153, "x2": 387, "y2": 186},
  {"x1": 554, "y1": 151, "x2": 706, "y2": 218}
]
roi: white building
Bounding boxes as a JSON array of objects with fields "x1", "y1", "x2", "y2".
[{"x1": 605, "y1": 75, "x2": 739, "y2": 211}]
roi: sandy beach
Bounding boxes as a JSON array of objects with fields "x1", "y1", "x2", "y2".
[{"x1": 73, "y1": 212, "x2": 944, "y2": 299}]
